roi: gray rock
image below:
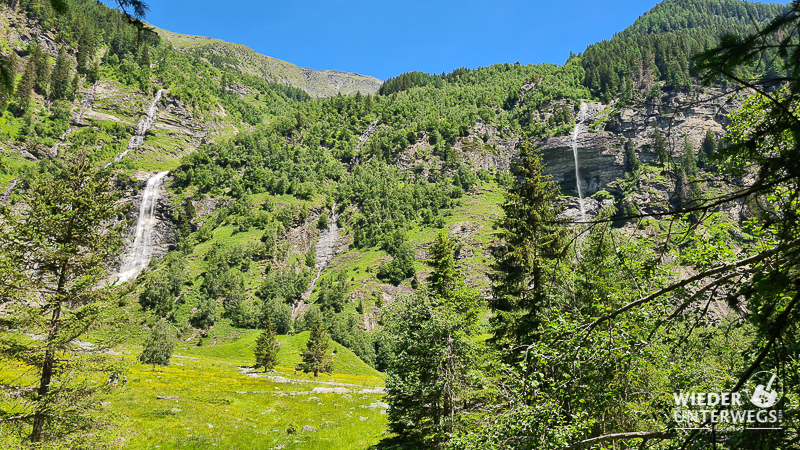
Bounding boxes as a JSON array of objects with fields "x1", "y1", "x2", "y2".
[{"x1": 301, "y1": 425, "x2": 318, "y2": 433}]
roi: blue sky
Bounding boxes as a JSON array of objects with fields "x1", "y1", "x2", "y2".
[{"x1": 135, "y1": 0, "x2": 664, "y2": 80}]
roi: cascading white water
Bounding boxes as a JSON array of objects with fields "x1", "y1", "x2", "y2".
[
  {"x1": 116, "y1": 171, "x2": 169, "y2": 284},
  {"x1": 295, "y1": 204, "x2": 340, "y2": 316},
  {"x1": 571, "y1": 102, "x2": 589, "y2": 222},
  {"x1": 113, "y1": 89, "x2": 165, "y2": 163}
]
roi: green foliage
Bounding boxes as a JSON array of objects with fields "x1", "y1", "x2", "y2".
[
  {"x1": 138, "y1": 257, "x2": 187, "y2": 317},
  {"x1": 376, "y1": 237, "x2": 415, "y2": 286},
  {"x1": 260, "y1": 297, "x2": 292, "y2": 334},
  {"x1": 139, "y1": 319, "x2": 176, "y2": 370},
  {"x1": 489, "y1": 142, "x2": 569, "y2": 345},
  {"x1": 581, "y1": 0, "x2": 786, "y2": 101},
  {"x1": 50, "y1": 46, "x2": 71, "y2": 101},
  {"x1": 257, "y1": 264, "x2": 312, "y2": 305},
  {"x1": 15, "y1": 56, "x2": 35, "y2": 114},
  {"x1": 299, "y1": 319, "x2": 333, "y2": 377},
  {"x1": 31, "y1": 43, "x2": 49, "y2": 96},
  {"x1": 316, "y1": 271, "x2": 348, "y2": 313},
  {"x1": 0, "y1": 154, "x2": 126, "y2": 444},
  {"x1": 191, "y1": 295, "x2": 218, "y2": 330},
  {"x1": 254, "y1": 317, "x2": 279, "y2": 372}
]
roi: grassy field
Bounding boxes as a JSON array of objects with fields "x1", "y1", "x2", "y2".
[{"x1": 104, "y1": 331, "x2": 387, "y2": 449}]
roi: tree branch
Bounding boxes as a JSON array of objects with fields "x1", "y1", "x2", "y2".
[
  {"x1": 563, "y1": 431, "x2": 677, "y2": 449},
  {"x1": 582, "y1": 238, "x2": 800, "y2": 333}
]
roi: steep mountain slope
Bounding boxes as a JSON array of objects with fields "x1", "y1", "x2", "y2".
[
  {"x1": 156, "y1": 27, "x2": 382, "y2": 98},
  {"x1": 2, "y1": 0, "x2": 797, "y2": 447}
]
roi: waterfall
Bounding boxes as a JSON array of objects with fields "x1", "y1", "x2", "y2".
[
  {"x1": 116, "y1": 171, "x2": 169, "y2": 284},
  {"x1": 295, "y1": 203, "x2": 340, "y2": 316},
  {"x1": 112, "y1": 89, "x2": 165, "y2": 164},
  {"x1": 571, "y1": 102, "x2": 589, "y2": 221}
]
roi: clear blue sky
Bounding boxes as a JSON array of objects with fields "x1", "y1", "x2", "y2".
[{"x1": 134, "y1": 0, "x2": 664, "y2": 80}]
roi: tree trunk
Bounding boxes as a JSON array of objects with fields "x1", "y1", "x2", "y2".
[{"x1": 31, "y1": 306, "x2": 62, "y2": 442}]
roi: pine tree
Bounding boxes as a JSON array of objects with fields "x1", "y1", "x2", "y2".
[
  {"x1": 15, "y1": 56, "x2": 36, "y2": 113},
  {"x1": 653, "y1": 128, "x2": 668, "y2": 164},
  {"x1": 254, "y1": 317, "x2": 279, "y2": 373},
  {"x1": 299, "y1": 319, "x2": 333, "y2": 377},
  {"x1": 699, "y1": 129, "x2": 717, "y2": 168},
  {"x1": 139, "y1": 319, "x2": 175, "y2": 371},
  {"x1": 489, "y1": 142, "x2": 569, "y2": 345},
  {"x1": 76, "y1": 22, "x2": 97, "y2": 74},
  {"x1": 32, "y1": 43, "x2": 50, "y2": 96},
  {"x1": 0, "y1": 153, "x2": 126, "y2": 444},
  {"x1": 0, "y1": 50, "x2": 16, "y2": 110},
  {"x1": 50, "y1": 46, "x2": 71, "y2": 101},
  {"x1": 384, "y1": 232, "x2": 481, "y2": 440},
  {"x1": 426, "y1": 231, "x2": 459, "y2": 298},
  {"x1": 70, "y1": 72, "x2": 80, "y2": 101}
]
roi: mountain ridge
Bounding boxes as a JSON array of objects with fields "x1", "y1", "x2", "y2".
[{"x1": 154, "y1": 27, "x2": 382, "y2": 98}]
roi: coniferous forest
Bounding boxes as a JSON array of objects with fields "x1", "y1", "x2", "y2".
[{"x1": 0, "y1": 0, "x2": 799, "y2": 448}]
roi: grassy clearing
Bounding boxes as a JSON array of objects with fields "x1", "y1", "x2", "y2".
[{"x1": 105, "y1": 330, "x2": 386, "y2": 449}]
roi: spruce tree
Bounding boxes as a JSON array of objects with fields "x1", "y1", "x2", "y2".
[
  {"x1": 0, "y1": 153, "x2": 126, "y2": 443},
  {"x1": 426, "y1": 231, "x2": 459, "y2": 298},
  {"x1": 652, "y1": 128, "x2": 668, "y2": 164},
  {"x1": 299, "y1": 319, "x2": 333, "y2": 377},
  {"x1": 699, "y1": 129, "x2": 717, "y2": 168},
  {"x1": 0, "y1": 50, "x2": 16, "y2": 110},
  {"x1": 50, "y1": 46, "x2": 71, "y2": 101},
  {"x1": 489, "y1": 141, "x2": 569, "y2": 345},
  {"x1": 32, "y1": 44, "x2": 50, "y2": 96},
  {"x1": 385, "y1": 232, "x2": 481, "y2": 440},
  {"x1": 139, "y1": 319, "x2": 175, "y2": 371},
  {"x1": 254, "y1": 316, "x2": 279, "y2": 373},
  {"x1": 15, "y1": 56, "x2": 36, "y2": 114},
  {"x1": 76, "y1": 23, "x2": 97, "y2": 74},
  {"x1": 70, "y1": 72, "x2": 80, "y2": 101}
]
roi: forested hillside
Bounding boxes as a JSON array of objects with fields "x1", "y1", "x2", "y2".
[{"x1": 0, "y1": 0, "x2": 798, "y2": 448}]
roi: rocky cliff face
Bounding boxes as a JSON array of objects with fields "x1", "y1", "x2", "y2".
[{"x1": 537, "y1": 87, "x2": 738, "y2": 198}]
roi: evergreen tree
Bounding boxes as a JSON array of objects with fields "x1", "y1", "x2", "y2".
[
  {"x1": 139, "y1": 319, "x2": 175, "y2": 371},
  {"x1": 489, "y1": 142, "x2": 569, "y2": 345},
  {"x1": 15, "y1": 56, "x2": 36, "y2": 113},
  {"x1": 426, "y1": 231, "x2": 459, "y2": 298},
  {"x1": 299, "y1": 319, "x2": 333, "y2": 377},
  {"x1": 625, "y1": 138, "x2": 641, "y2": 173},
  {"x1": 0, "y1": 153, "x2": 126, "y2": 444},
  {"x1": 70, "y1": 72, "x2": 80, "y2": 101},
  {"x1": 76, "y1": 22, "x2": 97, "y2": 74},
  {"x1": 384, "y1": 233, "x2": 481, "y2": 442},
  {"x1": 50, "y1": 46, "x2": 71, "y2": 101},
  {"x1": 652, "y1": 128, "x2": 668, "y2": 164},
  {"x1": 254, "y1": 317, "x2": 279, "y2": 373},
  {"x1": 699, "y1": 128, "x2": 717, "y2": 168},
  {"x1": 0, "y1": 51, "x2": 16, "y2": 110},
  {"x1": 32, "y1": 43, "x2": 50, "y2": 96}
]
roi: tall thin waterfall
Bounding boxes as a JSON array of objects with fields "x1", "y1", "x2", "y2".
[
  {"x1": 116, "y1": 171, "x2": 169, "y2": 284},
  {"x1": 113, "y1": 89, "x2": 165, "y2": 163},
  {"x1": 295, "y1": 204, "x2": 340, "y2": 316},
  {"x1": 571, "y1": 102, "x2": 589, "y2": 221}
]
